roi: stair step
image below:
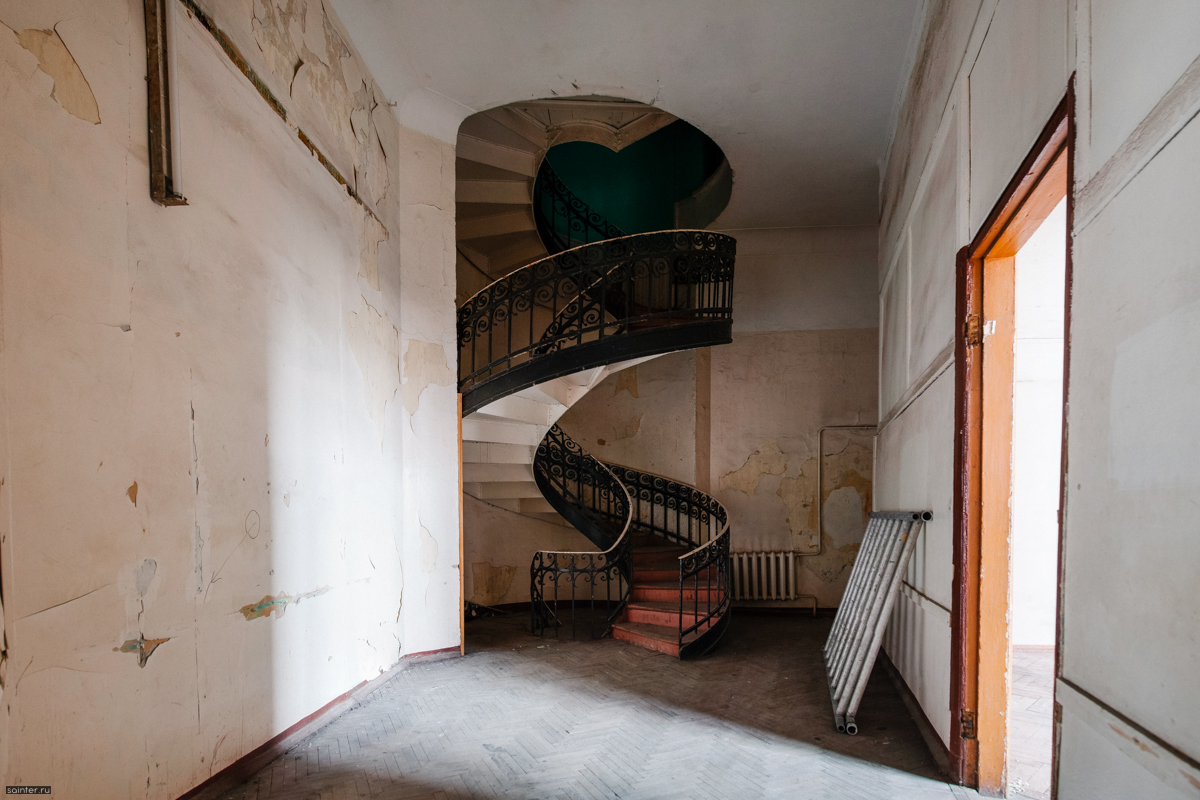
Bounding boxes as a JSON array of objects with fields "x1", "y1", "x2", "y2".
[
  {"x1": 462, "y1": 462, "x2": 534, "y2": 483},
  {"x1": 624, "y1": 600, "x2": 702, "y2": 627},
  {"x1": 463, "y1": 480, "x2": 541, "y2": 500},
  {"x1": 458, "y1": 134, "x2": 540, "y2": 176},
  {"x1": 611, "y1": 622, "x2": 680, "y2": 658},
  {"x1": 632, "y1": 568, "x2": 678, "y2": 582},
  {"x1": 457, "y1": 178, "x2": 531, "y2": 205},
  {"x1": 630, "y1": 582, "x2": 722, "y2": 603},
  {"x1": 462, "y1": 442, "x2": 537, "y2": 465},
  {"x1": 458, "y1": 208, "x2": 536, "y2": 240},
  {"x1": 462, "y1": 418, "x2": 545, "y2": 446}
]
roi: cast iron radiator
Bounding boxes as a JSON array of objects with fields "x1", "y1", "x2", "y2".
[{"x1": 823, "y1": 510, "x2": 931, "y2": 735}]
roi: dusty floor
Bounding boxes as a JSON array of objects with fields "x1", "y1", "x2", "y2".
[
  {"x1": 215, "y1": 612, "x2": 980, "y2": 799},
  {"x1": 1008, "y1": 646, "x2": 1056, "y2": 799}
]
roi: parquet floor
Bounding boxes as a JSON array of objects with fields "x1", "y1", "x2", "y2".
[
  {"x1": 215, "y1": 612, "x2": 979, "y2": 799},
  {"x1": 1008, "y1": 646, "x2": 1055, "y2": 800}
]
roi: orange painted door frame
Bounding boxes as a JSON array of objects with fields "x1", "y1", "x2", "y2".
[{"x1": 950, "y1": 80, "x2": 1074, "y2": 794}]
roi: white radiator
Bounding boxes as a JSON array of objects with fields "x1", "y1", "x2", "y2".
[{"x1": 732, "y1": 551, "x2": 800, "y2": 601}]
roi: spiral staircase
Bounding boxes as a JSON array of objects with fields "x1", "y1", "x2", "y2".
[{"x1": 457, "y1": 102, "x2": 736, "y2": 658}]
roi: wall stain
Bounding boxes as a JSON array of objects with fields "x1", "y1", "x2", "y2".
[
  {"x1": 776, "y1": 457, "x2": 818, "y2": 547},
  {"x1": 115, "y1": 636, "x2": 170, "y2": 668},
  {"x1": 613, "y1": 367, "x2": 639, "y2": 398},
  {"x1": 239, "y1": 586, "x2": 329, "y2": 620},
  {"x1": 127, "y1": 481, "x2": 139, "y2": 507},
  {"x1": 10, "y1": 25, "x2": 101, "y2": 124},
  {"x1": 719, "y1": 440, "x2": 787, "y2": 495},
  {"x1": 471, "y1": 561, "x2": 517, "y2": 606},
  {"x1": 401, "y1": 339, "x2": 455, "y2": 417}
]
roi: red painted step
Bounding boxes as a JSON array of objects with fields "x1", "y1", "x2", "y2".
[
  {"x1": 630, "y1": 581, "x2": 721, "y2": 604},
  {"x1": 611, "y1": 621, "x2": 680, "y2": 657},
  {"x1": 623, "y1": 599, "x2": 703, "y2": 628}
]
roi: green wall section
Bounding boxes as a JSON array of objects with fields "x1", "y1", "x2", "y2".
[{"x1": 543, "y1": 120, "x2": 724, "y2": 234}]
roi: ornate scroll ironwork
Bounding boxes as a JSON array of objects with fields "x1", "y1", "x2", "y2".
[
  {"x1": 534, "y1": 161, "x2": 625, "y2": 254},
  {"x1": 457, "y1": 230, "x2": 736, "y2": 414},
  {"x1": 529, "y1": 425, "x2": 733, "y2": 656},
  {"x1": 531, "y1": 425, "x2": 633, "y2": 640}
]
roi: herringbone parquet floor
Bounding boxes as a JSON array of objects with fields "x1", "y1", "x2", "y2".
[{"x1": 215, "y1": 613, "x2": 979, "y2": 800}]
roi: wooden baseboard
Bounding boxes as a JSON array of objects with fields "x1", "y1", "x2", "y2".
[
  {"x1": 878, "y1": 649, "x2": 952, "y2": 778},
  {"x1": 177, "y1": 645, "x2": 459, "y2": 799}
]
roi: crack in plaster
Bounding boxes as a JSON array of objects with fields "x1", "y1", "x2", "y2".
[
  {"x1": 15, "y1": 583, "x2": 112, "y2": 622},
  {"x1": 346, "y1": 297, "x2": 400, "y2": 447},
  {"x1": 719, "y1": 440, "x2": 788, "y2": 496}
]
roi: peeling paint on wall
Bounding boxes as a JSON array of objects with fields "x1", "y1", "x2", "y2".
[
  {"x1": 9, "y1": 25, "x2": 101, "y2": 124},
  {"x1": 719, "y1": 440, "x2": 788, "y2": 495},
  {"x1": 357, "y1": 209, "x2": 389, "y2": 291},
  {"x1": 115, "y1": 636, "x2": 170, "y2": 668},
  {"x1": 419, "y1": 524, "x2": 438, "y2": 572},
  {"x1": 401, "y1": 339, "x2": 454, "y2": 416},
  {"x1": 346, "y1": 297, "x2": 400, "y2": 444},
  {"x1": 470, "y1": 561, "x2": 516, "y2": 606},
  {"x1": 776, "y1": 457, "x2": 818, "y2": 548},
  {"x1": 247, "y1": 0, "x2": 389, "y2": 206},
  {"x1": 238, "y1": 586, "x2": 330, "y2": 620}
]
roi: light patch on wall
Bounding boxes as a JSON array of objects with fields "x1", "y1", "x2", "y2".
[
  {"x1": 115, "y1": 636, "x2": 170, "y2": 668},
  {"x1": 613, "y1": 366, "x2": 639, "y2": 398},
  {"x1": 419, "y1": 525, "x2": 438, "y2": 572},
  {"x1": 401, "y1": 340, "x2": 454, "y2": 416},
  {"x1": 346, "y1": 297, "x2": 400, "y2": 445},
  {"x1": 238, "y1": 586, "x2": 330, "y2": 620},
  {"x1": 10, "y1": 25, "x2": 100, "y2": 124},
  {"x1": 776, "y1": 457, "x2": 818, "y2": 548},
  {"x1": 357, "y1": 209, "x2": 389, "y2": 290},
  {"x1": 610, "y1": 413, "x2": 641, "y2": 442},
  {"x1": 1109, "y1": 298, "x2": 1200, "y2": 489},
  {"x1": 471, "y1": 561, "x2": 516, "y2": 606},
  {"x1": 719, "y1": 440, "x2": 788, "y2": 495},
  {"x1": 135, "y1": 559, "x2": 157, "y2": 597}
]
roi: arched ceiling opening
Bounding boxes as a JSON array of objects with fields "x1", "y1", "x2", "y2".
[{"x1": 326, "y1": 0, "x2": 925, "y2": 229}]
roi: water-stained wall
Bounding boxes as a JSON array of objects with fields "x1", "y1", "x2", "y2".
[{"x1": 0, "y1": 0, "x2": 460, "y2": 796}]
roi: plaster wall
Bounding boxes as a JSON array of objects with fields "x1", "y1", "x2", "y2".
[
  {"x1": 0, "y1": 0, "x2": 460, "y2": 796},
  {"x1": 878, "y1": 0, "x2": 1200, "y2": 791},
  {"x1": 553, "y1": 226, "x2": 880, "y2": 609}
]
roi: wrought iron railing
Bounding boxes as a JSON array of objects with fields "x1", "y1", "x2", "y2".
[
  {"x1": 531, "y1": 425, "x2": 633, "y2": 640},
  {"x1": 534, "y1": 160, "x2": 625, "y2": 254},
  {"x1": 530, "y1": 426, "x2": 733, "y2": 655},
  {"x1": 608, "y1": 462, "x2": 732, "y2": 657},
  {"x1": 457, "y1": 230, "x2": 736, "y2": 414}
]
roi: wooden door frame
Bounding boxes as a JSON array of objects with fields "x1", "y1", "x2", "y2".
[{"x1": 950, "y1": 79, "x2": 1074, "y2": 792}]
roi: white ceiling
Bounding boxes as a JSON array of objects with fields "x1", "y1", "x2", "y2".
[{"x1": 327, "y1": 0, "x2": 925, "y2": 229}]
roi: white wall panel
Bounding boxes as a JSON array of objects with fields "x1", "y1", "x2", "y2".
[
  {"x1": 908, "y1": 114, "x2": 960, "y2": 381},
  {"x1": 1086, "y1": 0, "x2": 1200, "y2": 181},
  {"x1": 968, "y1": 0, "x2": 1070, "y2": 235},
  {"x1": 1065, "y1": 113, "x2": 1200, "y2": 758}
]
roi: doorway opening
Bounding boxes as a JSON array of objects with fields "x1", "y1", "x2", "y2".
[{"x1": 951, "y1": 87, "x2": 1073, "y2": 797}]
